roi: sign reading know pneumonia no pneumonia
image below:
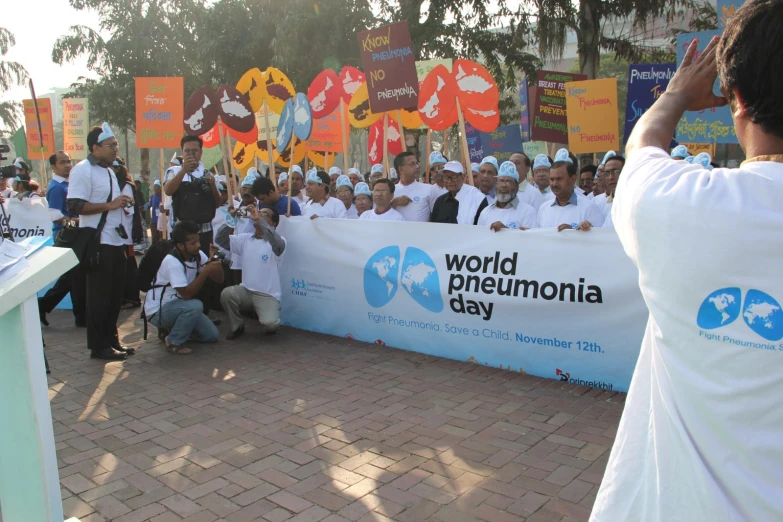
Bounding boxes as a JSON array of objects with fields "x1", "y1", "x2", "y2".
[
  {"x1": 357, "y1": 21, "x2": 420, "y2": 113},
  {"x1": 276, "y1": 218, "x2": 648, "y2": 392}
]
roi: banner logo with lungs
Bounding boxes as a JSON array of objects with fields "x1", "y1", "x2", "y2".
[{"x1": 363, "y1": 246, "x2": 443, "y2": 313}]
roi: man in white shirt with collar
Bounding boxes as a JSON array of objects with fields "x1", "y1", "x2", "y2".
[
  {"x1": 477, "y1": 161, "x2": 537, "y2": 231},
  {"x1": 288, "y1": 165, "x2": 307, "y2": 208},
  {"x1": 430, "y1": 161, "x2": 485, "y2": 225},
  {"x1": 164, "y1": 136, "x2": 222, "y2": 254},
  {"x1": 360, "y1": 179, "x2": 406, "y2": 221},
  {"x1": 536, "y1": 148, "x2": 604, "y2": 231},
  {"x1": 592, "y1": 151, "x2": 616, "y2": 216},
  {"x1": 532, "y1": 154, "x2": 554, "y2": 196},
  {"x1": 592, "y1": 5, "x2": 783, "y2": 520},
  {"x1": 302, "y1": 169, "x2": 347, "y2": 219},
  {"x1": 428, "y1": 151, "x2": 448, "y2": 195},
  {"x1": 218, "y1": 206, "x2": 286, "y2": 340},
  {"x1": 472, "y1": 156, "x2": 500, "y2": 224},
  {"x1": 390, "y1": 151, "x2": 441, "y2": 222},
  {"x1": 66, "y1": 123, "x2": 135, "y2": 361},
  {"x1": 510, "y1": 152, "x2": 547, "y2": 209},
  {"x1": 597, "y1": 152, "x2": 625, "y2": 222}
]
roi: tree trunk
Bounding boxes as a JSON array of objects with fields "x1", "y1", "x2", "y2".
[
  {"x1": 578, "y1": 0, "x2": 601, "y2": 79},
  {"x1": 140, "y1": 148, "x2": 150, "y2": 187}
]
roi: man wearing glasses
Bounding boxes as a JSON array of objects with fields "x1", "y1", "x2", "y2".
[
  {"x1": 430, "y1": 161, "x2": 485, "y2": 225},
  {"x1": 599, "y1": 153, "x2": 625, "y2": 229},
  {"x1": 390, "y1": 151, "x2": 442, "y2": 222},
  {"x1": 66, "y1": 123, "x2": 135, "y2": 361},
  {"x1": 164, "y1": 135, "x2": 222, "y2": 254}
]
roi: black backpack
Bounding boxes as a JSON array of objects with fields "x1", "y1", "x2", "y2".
[
  {"x1": 171, "y1": 176, "x2": 216, "y2": 224},
  {"x1": 137, "y1": 240, "x2": 176, "y2": 292}
]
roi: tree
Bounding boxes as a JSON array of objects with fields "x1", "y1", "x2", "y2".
[
  {"x1": 0, "y1": 27, "x2": 29, "y2": 134},
  {"x1": 53, "y1": 0, "x2": 204, "y2": 182},
  {"x1": 530, "y1": 0, "x2": 700, "y2": 78}
]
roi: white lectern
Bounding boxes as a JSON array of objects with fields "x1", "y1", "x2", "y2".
[{"x1": 0, "y1": 246, "x2": 77, "y2": 522}]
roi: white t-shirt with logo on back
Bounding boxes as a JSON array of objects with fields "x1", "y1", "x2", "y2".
[
  {"x1": 359, "y1": 207, "x2": 406, "y2": 221},
  {"x1": 229, "y1": 232, "x2": 285, "y2": 301},
  {"x1": 591, "y1": 146, "x2": 783, "y2": 522},
  {"x1": 393, "y1": 180, "x2": 441, "y2": 222},
  {"x1": 144, "y1": 251, "x2": 209, "y2": 317}
]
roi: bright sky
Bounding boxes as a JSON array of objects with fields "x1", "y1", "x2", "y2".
[{"x1": 2, "y1": 0, "x2": 100, "y2": 105}]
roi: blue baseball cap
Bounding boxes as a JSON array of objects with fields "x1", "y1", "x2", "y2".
[
  {"x1": 278, "y1": 172, "x2": 289, "y2": 182},
  {"x1": 671, "y1": 145, "x2": 688, "y2": 159},
  {"x1": 554, "y1": 148, "x2": 572, "y2": 164},
  {"x1": 498, "y1": 161, "x2": 519, "y2": 182},
  {"x1": 480, "y1": 156, "x2": 499, "y2": 173},
  {"x1": 471, "y1": 163, "x2": 481, "y2": 173},
  {"x1": 305, "y1": 168, "x2": 321, "y2": 183},
  {"x1": 370, "y1": 164, "x2": 384, "y2": 175},
  {"x1": 429, "y1": 151, "x2": 446, "y2": 165},
  {"x1": 532, "y1": 154, "x2": 551, "y2": 170},
  {"x1": 348, "y1": 167, "x2": 361, "y2": 176},
  {"x1": 336, "y1": 175, "x2": 353, "y2": 189},
  {"x1": 600, "y1": 150, "x2": 617, "y2": 166},
  {"x1": 329, "y1": 166, "x2": 342, "y2": 176},
  {"x1": 692, "y1": 152, "x2": 714, "y2": 170},
  {"x1": 354, "y1": 182, "x2": 372, "y2": 197},
  {"x1": 290, "y1": 165, "x2": 303, "y2": 176}
]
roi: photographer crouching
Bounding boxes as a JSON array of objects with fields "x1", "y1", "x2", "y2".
[
  {"x1": 215, "y1": 205, "x2": 285, "y2": 340},
  {"x1": 143, "y1": 220, "x2": 224, "y2": 355}
]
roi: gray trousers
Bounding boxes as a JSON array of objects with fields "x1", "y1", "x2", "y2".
[{"x1": 220, "y1": 285, "x2": 281, "y2": 333}]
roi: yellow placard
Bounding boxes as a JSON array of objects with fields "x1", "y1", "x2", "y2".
[
  {"x1": 683, "y1": 143, "x2": 716, "y2": 157},
  {"x1": 62, "y1": 98, "x2": 89, "y2": 160},
  {"x1": 23, "y1": 98, "x2": 55, "y2": 156},
  {"x1": 564, "y1": 78, "x2": 619, "y2": 154}
]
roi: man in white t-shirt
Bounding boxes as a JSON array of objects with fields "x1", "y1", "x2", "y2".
[
  {"x1": 360, "y1": 179, "x2": 405, "y2": 221},
  {"x1": 288, "y1": 166, "x2": 306, "y2": 208},
  {"x1": 218, "y1": 206, "x2": 286, "y2": 340},
  {"x1": 144, "y1": 220, "x2": 223, "y2": 354},
  {"x1": 477, "y1": 161, "x2": 537, "y2": 231},
  {"x1": 428, "y1": 151, "x2": 448, "y2": 194},
  {"x1": 591, "y1": 151, "x2": 615, "y2": 216},
  {"x1": 302, "y1": 169, "x2": 347, "y2": 219},
  {"x1": 390, "y1": 151, "x2": 440, "y2": 221},
  {"x1": 347, "y1": 167, "x2": 363, "y2": 187},
  {"x1": 591, "y1": 6, "x2": 783, "y2": 520},
  {"x1": 536, "y1": 148, "x2": 604, "y2": 230},
  {"x1": 532, "y1": 154, "x2": 553, "y2": 196},
  {"x1": 67, "y1": 123, "x2": 135, "y2": 361},
  {"x1": 511, "y1": 152, "x2": 547, "y2": 210}
]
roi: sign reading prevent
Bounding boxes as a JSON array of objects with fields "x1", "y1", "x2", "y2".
[
  {"x1": 357, "y1": 21, "x2": 419, "y2": 113},
  {"x1": 531, "y1": 70, "x2": 586, "y2": 143}
]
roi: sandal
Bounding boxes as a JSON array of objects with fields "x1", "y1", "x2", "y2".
[{"x1": 165, "y1": 339, "x2": 192, "y2": 355}]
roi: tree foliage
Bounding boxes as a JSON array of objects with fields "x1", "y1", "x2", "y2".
[{"x1": 0, "y1": 27, "x2": 30, "y2": 133}]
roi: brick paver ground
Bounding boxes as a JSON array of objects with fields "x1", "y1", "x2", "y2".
[{"x1": 44, "y1": 307, "x2": 625, "y2": 522}]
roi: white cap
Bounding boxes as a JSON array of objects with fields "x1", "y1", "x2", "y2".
[{"x1": 443, "y1": 161, "x2": 464, "y2": 174}]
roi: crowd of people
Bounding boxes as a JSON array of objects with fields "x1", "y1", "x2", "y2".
[{"x1": 2, "y1": 121, "x2": 722, "y2": 362}]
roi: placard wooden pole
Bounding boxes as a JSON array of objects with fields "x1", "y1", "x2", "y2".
[
  {"x1": 218, "y1": 118, "x2": 234, "y2": 206},
  {"x1": 396, "y1": 110, "x2": 407, "y2": 153},
  {"x1": 286, "y1": 138, "x2": 295, "y2": 216},
  {"x1": 443, "y1": 127, "x2": 450, "y2": 160},
  {"x1": 340, "y1": 100, "x2": 350, "y2": 174},
  {"x1": 455, "y1": 98, "x2": 474, "y2": 186},
  {"x1": 425, "y1": 130, "x2": 431, "y2": 183},
  {"x1": 262, "y1": 99, "x2": 277, "y2": 188},
  {"x1": 159, "y1": 149, "x2": 167, "y2": 239},
  {"x1": 382, "y1": 113, "x2": 389, "y2": 178},
  {"x1": 28, "y1": 80, "x2": 48, "y2": 188}
]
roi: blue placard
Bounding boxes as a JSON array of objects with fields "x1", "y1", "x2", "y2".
[
  {"x1": 624, "y1": 64, "x2": 676, "y2": 145},
  {"x1": 465, "y1": 123, "x2": 484, "y2": 163},
  {"x1": 478, "y1": 124, "x2": 524, "y2": 162},
  {"x1": 519, "y1": 79, "x2": 531, "y2": 142},
  {"x1": 675, "y1": 31, "x2": 738, "y2": 144},
  {"x1": 718, "y1": 0, "x2": 745, "y2": 28}
]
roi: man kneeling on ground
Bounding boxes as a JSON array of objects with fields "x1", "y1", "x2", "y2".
[
  {"x1": 217, "y1": 206, "x2": 286, "y2": 340},
  {"x1": 144, "y1": 220, "x2": 224, "y2": 354}
]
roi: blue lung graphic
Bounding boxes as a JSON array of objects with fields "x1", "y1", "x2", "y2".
[
  {"x1": 742, "y1": 289, "x2": 783, "y2": 341},
  {"x1": 400, "y1": 247, "x2": 443, "y2": 313},
  {"x1": 697, "y1": 287, "x2": 741, "y2": 330},
  {"x1": 364, "y1": 246, "x2": 401, "y2": 308}
]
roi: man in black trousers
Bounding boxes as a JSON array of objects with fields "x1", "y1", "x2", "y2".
[{"x1": 66, "y1": 123, "x2": 135, "y2": 361}]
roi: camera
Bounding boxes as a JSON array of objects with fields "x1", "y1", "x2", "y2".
[
  {"x1": 211, "y1": 251, "x2": 226, "y2": 262},
  {"x1": 0, "y1": 165, "x2": 15, "y2": 179},
  {"x1": 116, "y1": 224, "x2": 128, "y2": 240},
  {"x1": 236, "y1": 208, "x2": 250, "y2": 217}
]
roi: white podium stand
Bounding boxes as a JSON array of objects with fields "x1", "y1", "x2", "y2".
[{"x1": 0, "y1": 246, "x2": 77, "y2": 522}]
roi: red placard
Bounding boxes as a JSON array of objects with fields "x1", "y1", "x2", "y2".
[{"x1": 308, "y1": 69, "x2": 342, "y2": 119}]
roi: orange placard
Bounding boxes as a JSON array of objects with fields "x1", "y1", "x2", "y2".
[
  {"x1": 135, "y1": 77, "x2": 184, "y2": 148},
  {"x1": 23, "y1": 98, "x2": 55, "y2": 156},
  {"x1": 565, "y1": 78, "x2": 619, "y2": 154},
  {"x1": 306, "y1": 107, "x2": 350, "y2": 153}
]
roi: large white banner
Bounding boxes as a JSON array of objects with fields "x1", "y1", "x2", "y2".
[
  {"x1": 277, "y1": 218, "x2": 648, "y2": 392},
  {"x1": 1, "y1": 198, "x2": 52, "y2": 241}
]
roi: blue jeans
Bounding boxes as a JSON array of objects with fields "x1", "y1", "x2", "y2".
[{"x1": 148, "y1": 299, "x2": 219, "y2": 346}]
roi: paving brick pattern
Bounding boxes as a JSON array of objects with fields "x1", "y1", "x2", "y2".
[{"x1": 44, "y1": 308, "x2": 625, "y2": 521}]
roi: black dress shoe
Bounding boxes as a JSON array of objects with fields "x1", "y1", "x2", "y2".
[
  {"x1": 226, "y1": 325, "x2": 245, "y2": 340},
  {"x1": 90, "y1": 349, "x2": 127, "y2": 361},
  {"x1": 113, "y1": 345, "x2": 136, "y2": 355},
  {"x1": 39, "y1": 310, "x2": 49, "y2": 327}
]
